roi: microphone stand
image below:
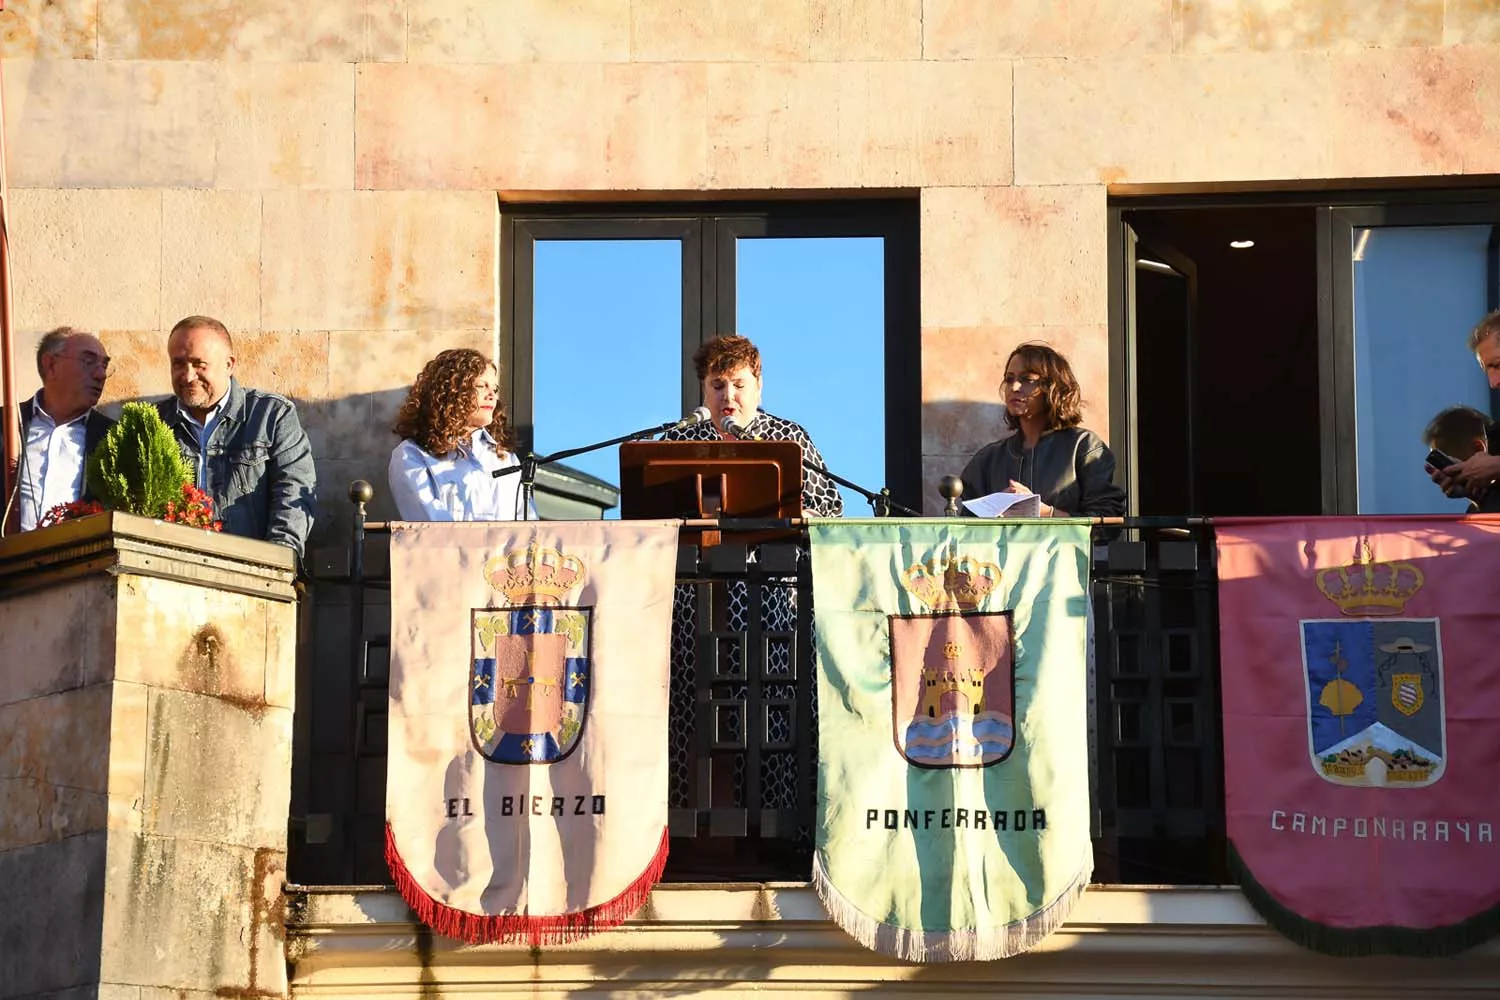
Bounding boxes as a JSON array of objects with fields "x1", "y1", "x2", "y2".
[
  {"x1": 494, "y1": 416, "x2": 706, "y2": 519},
  {"x1": 799, "y1": 454, "x2": 920, "y2": 518},
  {"x1": 721, "y1": 419, "x2": 919, "y2": 518}
]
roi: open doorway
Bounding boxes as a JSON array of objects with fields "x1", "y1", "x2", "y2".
[{"x1": 1120, "y1": 206, "x2": 1321, "y2": 516}]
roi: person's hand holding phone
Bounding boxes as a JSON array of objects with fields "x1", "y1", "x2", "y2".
[{"x1": 1429, "y1": 449, "x2": 1500, "y2": 500}]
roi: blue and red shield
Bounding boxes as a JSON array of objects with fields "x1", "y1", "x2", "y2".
[{"x1": 470, "y1": 605, "x2": 592, "y2": 764}]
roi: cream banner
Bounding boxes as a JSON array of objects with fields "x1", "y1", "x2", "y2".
[{"x1": 385, "y1": 519, "x2": 679, "y2": 944}]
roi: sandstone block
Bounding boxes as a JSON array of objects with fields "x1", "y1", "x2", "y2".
[
  {"x1": 0, "y1": 0, "x2": 98, "y2": 58},
  {"x1": 1445, "y1": 0, "x2": 1500, "y2": 44},
  {"x1": 1178, "y1": 0, "x2": 1442, "y2": 54},
  {"x1": 408, "y1": 0, "x2": 631, "y2": 63},
  {"x1": 4, "y1": 59, "x2": 218, "y2": 188},
  {"x1": 98, "y1": 0, "x2": 404, "y2": 61},
  {"x1": 1014, "y1": 51, "x2": 1334, "y2": 186},
  {"x1": 0, "y1": 833, "x2": 106, "y2": 998},
  {"x1": 98, "y1": 834, "x2": 255, "y2": 991},
  {"x1": 921, "y1": 187, "x2": 1108, "y2": 330},
  {"x1": 355, "y1": 62, "x2": 710, "y2": 191},
  {"x1": 113, "y1": 576, "x2": 273, "y2": 706},
  {"x1": 630, "y1": 0, "x2": 920, "y2": 61},
  {"x1": 161, "y1": 191, "x2": 263, "y2": 333},
  {"x1": 261, "y1": 191, "x2": 496, "y2": 330},
  {"x1": 214, "y1": 62, "x2": 356, "y2": 190},
  {"x1": 0, "y1": 685, "x2": 112, "y2": 851},
  {"x1": 924, "y1": 0, "x2": 1171, "y2": 58},
  {"x1": 94, "y1": 330, "x2": 175, "y2": 408},
  {"x1": 229, "y1": 330, "x2": 333, "y2": 406},
  {"x1": 141, "y1": 688, "x2": 292, "y2": 849},
  {"x1": 0, "y1": 575, "x2": 117, "y2": 705},
  {"x1": 1330, "y1": 45, "x2": 1500, "y2": 177},
  {"x1": 9, "y1": 189, "x2": 162, "y2": 334}
]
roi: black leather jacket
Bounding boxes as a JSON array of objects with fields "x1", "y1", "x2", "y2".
[{"x1": 960, "y1": 426, "x2": 1125, "y2": 516}]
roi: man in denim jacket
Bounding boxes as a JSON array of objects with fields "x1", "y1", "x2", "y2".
[{"x1": 155, "y1": 315, "x2": 317, "y2": 559}]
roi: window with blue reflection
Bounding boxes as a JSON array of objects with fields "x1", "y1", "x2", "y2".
[
  {"x1": 735, "y1": 237, "x2": 886, "y2": 514},
  {"x1": 1352, "y1": 225, "x2": 1492, "y2": 514},
  {"x1": 532, "y1": 239, "x2": 681, "y2": 517}
]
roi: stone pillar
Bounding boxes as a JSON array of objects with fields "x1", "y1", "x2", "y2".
[{"x1": 0, "y1": 514, "x2": 299, "y2": 999}]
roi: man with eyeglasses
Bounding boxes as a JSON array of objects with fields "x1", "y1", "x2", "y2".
[{"x1": 7, "y1": 326, "x2": 116, "y2": 532}]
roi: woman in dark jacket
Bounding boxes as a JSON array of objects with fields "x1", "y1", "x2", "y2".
[{"x1": 960, "y1": 342, "x2": 1125, "y2": 517}]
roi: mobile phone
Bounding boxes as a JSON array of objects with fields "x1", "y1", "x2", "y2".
[{"x1": 1425, "y1": 448, "x2": 1459, "y2": 470}]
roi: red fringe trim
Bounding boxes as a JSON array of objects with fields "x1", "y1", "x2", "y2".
[{"x1": 384, "y1": 822, "x2": 669, "y2": 946}]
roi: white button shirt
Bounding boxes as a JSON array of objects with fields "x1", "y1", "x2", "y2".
[
  {"x1": 387, "y1": 429, "x2": 535, "y2": 521},
  {"x1": 18, "y1": 393, "x2": 91, "y2": 531}
]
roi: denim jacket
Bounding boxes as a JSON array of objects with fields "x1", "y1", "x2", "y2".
[{"x1": 155, "y1": 379, "x2": 317, "y2": 558}]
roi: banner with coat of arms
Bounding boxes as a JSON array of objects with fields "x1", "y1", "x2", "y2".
[
  {"x1": 1216, "y1": 517, "x2": 1500, "y2": 956},
  {"x1": 386, "y1": 520, "x2": 679, "y2": 945},
  {"x1": 808, "y1": 519, "x2": 1094, "y2": 962}
]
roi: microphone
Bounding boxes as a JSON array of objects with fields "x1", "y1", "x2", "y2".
[
  {"x1": 720, "y1": 415, "x2": 747, "y2": 439},
  {"x1": 670, "y1": 406, "x2": 712, "y2": 432}
]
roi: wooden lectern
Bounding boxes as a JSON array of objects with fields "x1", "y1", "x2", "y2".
[{"x1": 618, "y1": 440, "x2": 802, "y2": 545}]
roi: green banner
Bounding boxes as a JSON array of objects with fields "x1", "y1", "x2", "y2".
[{"x1": 809, "y1": 518, "x2": 1093, "y2": 962}]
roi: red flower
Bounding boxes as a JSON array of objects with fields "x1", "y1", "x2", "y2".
[
  {"x1": 37, "y1": 500, "x2": 105, "y2": 527},
  {"x1": 161, "y1": 483, "x2": 223, "y2": 531}
]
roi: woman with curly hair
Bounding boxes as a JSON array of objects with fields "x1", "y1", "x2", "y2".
[
  {"x1": 387, "y1": 349, "x2": 533, "y2": 520},
  {"x1": 960, "y1": 342, "x2": 1124, "y2": 517},
  {"x1": 663, "y1": 334, "x2": 842, "y2": 516}
]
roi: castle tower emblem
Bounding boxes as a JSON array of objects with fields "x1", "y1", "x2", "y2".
[{"x1": 889, "y1": 544, "x2": 1015, "y2": 768}]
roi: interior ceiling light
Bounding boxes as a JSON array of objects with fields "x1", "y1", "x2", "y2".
[{"x1": 1229, "y1": 239, "x2": 1255, "y2": 249}]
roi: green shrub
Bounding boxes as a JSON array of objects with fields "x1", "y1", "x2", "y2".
[{"x1": 86, "y1": 402, "x2": 191, "y2": 518}]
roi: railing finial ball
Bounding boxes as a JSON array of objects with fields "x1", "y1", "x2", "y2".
[
  {"x1": 349, "y1": 480, "x2": 375, "y2": 506},
  {"x1": 939, "y1": 475, "x2": 963, "y2": 518}
]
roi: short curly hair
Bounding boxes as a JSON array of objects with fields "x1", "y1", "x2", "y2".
[
  {"x1": 693, "y1": 335, "x2": 762, "y2": 382},
  {"x1": 392, "y1": 349, "x2": 512, "y2": 457},
  {"x1": 1003, "y1": 342, "x2": 1084, "y2": 433}
]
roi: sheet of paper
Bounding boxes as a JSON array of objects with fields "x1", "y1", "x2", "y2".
[{"x1": 961, "y1": 491, "x2": 1042, "y2": 518}]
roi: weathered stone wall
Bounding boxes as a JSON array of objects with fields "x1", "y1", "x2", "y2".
[
  {"x1": 0, "y1": 530, "x2": 297, "y2": 998},
  {"x1": 6, "y1": 0, "x2": 1500, "y2": 524}
]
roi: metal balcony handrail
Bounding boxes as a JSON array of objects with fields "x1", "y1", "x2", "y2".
[{"x1": 287, "y1": 481, "x2": 1228, "y2": 886}]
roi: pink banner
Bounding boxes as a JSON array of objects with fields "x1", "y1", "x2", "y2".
[{"x1": 1217, "y1": 517, "x2": 1500, "y2": 953}]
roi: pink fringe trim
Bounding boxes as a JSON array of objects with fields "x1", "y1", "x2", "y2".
[{"x1": 385, "y1": 822, "x2": 669, "y2": 946}]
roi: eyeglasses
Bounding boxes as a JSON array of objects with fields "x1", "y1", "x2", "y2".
[
  {"x1": 1001, "y1": 374, "x2": 1047, "y2": 391},
  {"x1": 57, "y1": 351, "x2": 111, "y2": 372}
]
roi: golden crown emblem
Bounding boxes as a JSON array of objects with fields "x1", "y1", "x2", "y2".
[
  {"x1": 902, "y1": 548, "x2": 1001, "y2": 612},
  {"x1": 484, "y1": 545, "x2": 588, "y2": 607},
  {"x1": 1316, "y1": 539, "x2": 1423, "y2": 617}
]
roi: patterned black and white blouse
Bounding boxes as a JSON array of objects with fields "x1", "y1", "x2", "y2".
[{"x1": 663, "y1": 409, "x2": 844, "y2": 516}]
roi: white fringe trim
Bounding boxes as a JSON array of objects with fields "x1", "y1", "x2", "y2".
[{"x1": 812, "y1": 849, "x2": 1093, "y2": 963}]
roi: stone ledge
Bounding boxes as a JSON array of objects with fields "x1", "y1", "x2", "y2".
[
  {"x1": 285, "y1": 884, "x2": 1500, "y2": 994},
  {"x1": 0, "y1": 513, "x2": 298, "y2": 602}
]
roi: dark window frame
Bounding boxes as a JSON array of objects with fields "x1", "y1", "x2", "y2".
[
  {"x1": 1109, "y1": 188, "x2": 1500, "y2": 516},
  {"x1": 501, "y1": 199, "x2": 923, "y2": 512}
]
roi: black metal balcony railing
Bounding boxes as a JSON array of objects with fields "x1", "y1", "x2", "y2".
[{"x1": 288, "y1": 495, "x2": 1227, "y2": 887}]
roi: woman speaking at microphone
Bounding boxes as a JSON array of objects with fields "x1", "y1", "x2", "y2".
[
  {"x1": 662, "y1": 334, "x2": 843, "y2": 517},
  {"x1": 387, "y1": 348, "x2": 535, "y2": 520}
]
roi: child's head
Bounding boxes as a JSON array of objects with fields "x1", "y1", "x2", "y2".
[{"x1": 1423, "y1": 405, "x2": 1490, "y2": 461}]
